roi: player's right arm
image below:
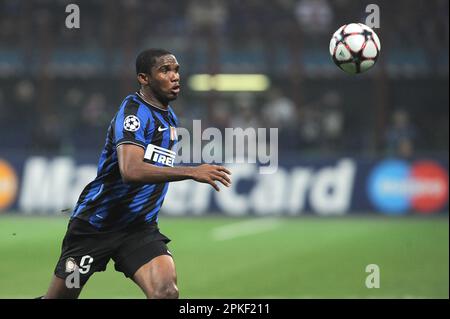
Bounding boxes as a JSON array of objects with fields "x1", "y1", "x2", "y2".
[
  {"x1": 114, "y1": 98, "x2": 230, "y2": 191},
  {"x1": 117, "y1": 144, "x2": 231, "y2": 191}
]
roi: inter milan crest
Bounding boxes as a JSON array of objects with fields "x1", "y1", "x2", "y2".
[
  {"x1": 124, "y1": 115, "x2": 140, "y2": 132},
  {"x1": 65, "y1": 257, "x2": 77, "y2": 273}
]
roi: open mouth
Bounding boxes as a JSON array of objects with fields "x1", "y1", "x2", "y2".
[{"x1": 171, "y1": 85, "x2": 180, "y2": 94}]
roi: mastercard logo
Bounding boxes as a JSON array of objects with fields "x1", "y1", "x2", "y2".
[
  {"x1": 368, "y1": 160, "x2": 449, "y2": 215},
  {"x1": 0, "y1": 159, "x2": 18, "y2": 211}
]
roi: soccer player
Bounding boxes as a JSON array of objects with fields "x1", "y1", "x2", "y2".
[{"x1": 42, "y1": 49, "x2": 231, "y2": 299}]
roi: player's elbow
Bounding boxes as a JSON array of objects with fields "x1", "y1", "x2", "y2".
[
  {"x1": 120, "y1": 165, "x2": 140, "y2": 184},
  {"x1": 121, "y1": 173, "x2": 135, "y2": 184}
]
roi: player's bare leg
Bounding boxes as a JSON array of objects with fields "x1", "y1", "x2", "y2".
[
  {"x1": 132, "y1": 255, "x2": 178, "y2": 299},
  {"x1": 44, "y1": 275, "x2": 83, "y2": 299}
]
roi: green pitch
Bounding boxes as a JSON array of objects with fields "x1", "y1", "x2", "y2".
[{"x1": 0, "y1": 215, "x2": 448, "y2": 299}]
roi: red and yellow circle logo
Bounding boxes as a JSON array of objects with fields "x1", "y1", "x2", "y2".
[{"x1": 0, "y1": 159, "x2": 18, "y2": 212}]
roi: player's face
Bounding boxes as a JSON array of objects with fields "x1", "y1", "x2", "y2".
[{"x1": 149, "y1": 55, "x2": 180, "y2": 102}]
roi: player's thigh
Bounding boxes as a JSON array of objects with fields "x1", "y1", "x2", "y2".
[
  {"x1": 132, "y1": 254, "x2": 178, "y2": 298},
  {"x1": 52, "y1": 219, "x2": 113, "y2": 296},
  {"x1": 45, "y1": 275, "x2": 83, "y2": 299},
  {"x1": 113, "y1": 223, "x2": 176, "y2": 297}
]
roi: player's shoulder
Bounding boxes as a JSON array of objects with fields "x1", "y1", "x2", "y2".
[
  {"x1": 119, "y1": 93, "x2": 142, "y2": 109},
  {"x1": 117, "y1": 93, "x2": 152, "y2": 117}
]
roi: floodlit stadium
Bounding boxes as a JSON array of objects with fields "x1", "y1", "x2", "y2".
[{"x1": 0, "y1": 0, "x2": 448, "y2": 300}]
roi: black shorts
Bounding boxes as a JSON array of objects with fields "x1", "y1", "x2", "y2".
[{"x1": 54, "y1": 217, "x2": 172, "y2": 286}]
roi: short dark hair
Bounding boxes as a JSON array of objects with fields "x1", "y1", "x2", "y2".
[{"x1": 135, "y1": 49, "x2": 173, "y2": 75}]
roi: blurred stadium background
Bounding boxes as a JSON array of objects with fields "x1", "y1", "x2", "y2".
[{"x1": 0, "y1": 0, "x2": 448, "y2": 298}]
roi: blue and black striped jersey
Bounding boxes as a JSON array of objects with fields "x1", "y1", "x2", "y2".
[{"x1": 71, "y1": 92, "x2": 179, "y2": 230}]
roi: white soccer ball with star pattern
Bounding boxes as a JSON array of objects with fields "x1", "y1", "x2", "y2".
[{"x1": 329, "y1": 23, "x2": 381, "y2": 74}]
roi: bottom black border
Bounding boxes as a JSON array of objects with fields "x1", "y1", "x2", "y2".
[{"x1": 1, "y1": 299, "x2": 447, "y2": 317}]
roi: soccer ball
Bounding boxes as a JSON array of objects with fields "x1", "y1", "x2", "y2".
[{"x1": 329, "y1": 23, "x2": 381, "y2": 74}]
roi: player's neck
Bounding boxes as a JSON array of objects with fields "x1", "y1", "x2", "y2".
[{"x1": 138, "y1": 88, "x2": 169, "y2": 111}]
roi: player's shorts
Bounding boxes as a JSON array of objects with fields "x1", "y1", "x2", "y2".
[{"x1": 54, "y1": 217, "x2": 172, "y2": 286}]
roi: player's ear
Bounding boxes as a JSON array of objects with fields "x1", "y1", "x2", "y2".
[{"x1": 137, "y1": 73, "x2": 150, "y2": 85}]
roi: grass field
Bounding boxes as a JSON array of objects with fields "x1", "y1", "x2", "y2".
[{"x1": 0, "y1": 214, "x2": 448, "y2": 299}]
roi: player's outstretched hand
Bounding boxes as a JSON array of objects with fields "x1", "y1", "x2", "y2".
[{"x1": 191, "y1": 164, "x2": 232, "y2": 191}]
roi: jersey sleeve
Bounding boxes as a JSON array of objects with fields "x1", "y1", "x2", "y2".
[{"x1": 114, "y1": 99, "x2": 152, "y2": 149}]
